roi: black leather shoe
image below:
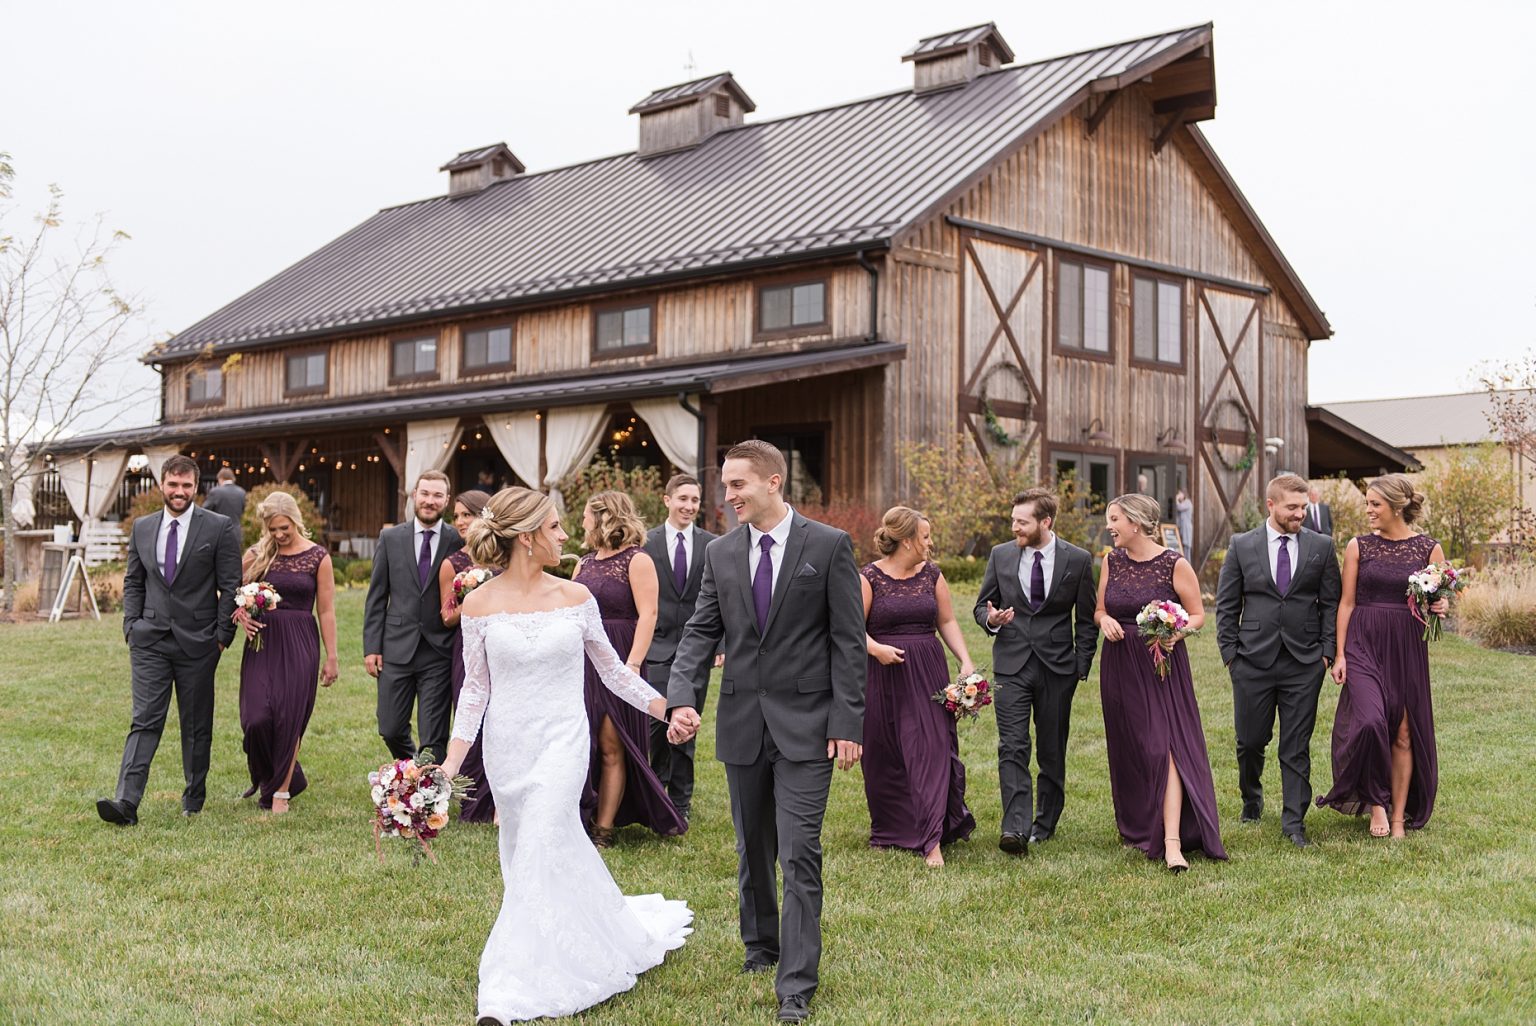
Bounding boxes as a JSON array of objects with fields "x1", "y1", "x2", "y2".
[
  {"x1": 741, "y1": 958, "x2": 777, "y2": 975},
  {"x1": 1240, "y1": 800, "x2": 1263, "y2": 824},
  {"x1": 776, "y1": 996, "x2": 810, "y2": 1023},
  {"x1": 1285, "y1": 830, "x2": 1312, "y2": 849},
  {"x1": 998, "y1": 832, "x2": 1028, "y2": 856},
  {"x1": 96, "y1": 798, "x2": 138, "y2": 826}
]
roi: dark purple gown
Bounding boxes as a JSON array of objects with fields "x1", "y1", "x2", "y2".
[
  {"x1": 1098, "y1": 548, "x2": 1227, "y2": 861},
  {"x1": 1316, "y1": 533, "x2": 1440, "y2": 829},
  {"x1": 574, "y1": 548, "x2": 686, "y2": 837},
  {"x1": 448, "y1": 549, "x2": 498, "y2": 824},
  {"x1": 238, "y1": 544, "x2": 325, "y2": 810},
  {"x1": 861, "y1": 561, "x2": 975, "y2": 855}
]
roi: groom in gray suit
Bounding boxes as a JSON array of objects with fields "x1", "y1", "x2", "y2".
[
  {"x1": 1216, "y1": 473, "x2": 1341, "y2": 847},
  {"x1": 974, "y1": 487, "x2": 1098, "y2": 852},
  {"x1": 99, "y1": 454, "x2": 241, "y2": 825},
  {"x1": 666, "y1": 440, "x2": 865, "y2": 1025}
]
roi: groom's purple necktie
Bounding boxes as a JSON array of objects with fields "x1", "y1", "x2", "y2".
[
  {"x1": 417, "y1": 528, "x2": 433, "y2": 589},
  {"x1": 163, "y1": 518, "x2": 179, "y2": 585},
  {"x1": 1276, "y1": 535, "x2": 1292, "y2": 595},
  {"x1": 753, "y1": 534, "x2": 775, "y2": 633},
  {"x1": 673, "y1": 531, "x2": 689, "y2": 595},
  {"x1": 1029, "y1": 550, "x2": 1045, "y2": 610}
]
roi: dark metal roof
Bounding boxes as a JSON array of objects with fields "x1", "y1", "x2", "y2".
[
  {"x1": 440, "y1": 143, "x2": 524, "y2": 174},
  {"x1": 1305, "y1": 405, "x2": 1422, "y2": 477},
  {"x1": 155, "y1": 24, "x2": 1217, "y2": 361},
  {"x1": 59, "y1": 341, "x2": 906, "y2": 452},
  {"x1": 903, "y1": 23, "x2": 1015, "y2": 64},
  {"x1": 630, "y1": 72, "x2": 757, "y2": 115}
]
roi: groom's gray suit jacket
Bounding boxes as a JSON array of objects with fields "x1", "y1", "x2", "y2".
[
  {"x1": 667, "y1": 510, "x2": 866, "y2": 764},
  {"x1": 123, "y1": 506, "x2": 241, "y2": 652}
]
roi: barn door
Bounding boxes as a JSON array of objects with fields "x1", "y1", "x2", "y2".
[
  {"x1": 957, "y1": 234, "x2": 1045, "y2": 478},
  {"x1": 1196, "y1": 286, "x2": 1263, "y2": 565}
]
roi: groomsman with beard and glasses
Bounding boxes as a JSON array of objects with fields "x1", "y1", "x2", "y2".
[
  {"x1": 1216, "y1": 473, "x2": 1341, "y2": 848},
  {"x1": 644, "y1": 473, "x2": 719, "y2": 824},
  {"x1": 974, "y1": 488, "x2": 1099, "y2": 854},
  {"x1": 363, "y1": 470, "x2": 463, "y2": 763},
  {"x1": 1306, "y1": 486, "x2": 1334, "y2": 536},
  {"x1": 98, "y1": 454, "x2": 242, "y2": 825}
]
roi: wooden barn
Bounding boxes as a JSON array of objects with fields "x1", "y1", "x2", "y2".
[{"x1": 50, "y1": 21, "x2": 1360, "y2": 565}]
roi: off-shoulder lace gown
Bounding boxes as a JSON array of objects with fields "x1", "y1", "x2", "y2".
[{"x1": 453, "y1": 598, "x2": 692, "y2": 1023}]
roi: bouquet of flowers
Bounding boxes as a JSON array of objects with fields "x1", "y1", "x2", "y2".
[
  {"x1": 1406, "y1": 561, "x2": 1468, "y2": 642},
  {"x1": 450, "y1": 566, "x2": 495, "y2": 607},
  {"x1": 369, "y1": 756, "x2": 474, "y2": 863},
  {"x1": 233, "y1": 581, "x2": 281, "y2": 651},
  {"x1": 932, "y1": 669, "x2": 994, "y2": 720},
  {"x1": 1135, "y1": 599, "x2": 1196, "y2": 680}
]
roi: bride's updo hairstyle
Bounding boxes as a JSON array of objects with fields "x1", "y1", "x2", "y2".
[
  {"x1": 466, "y1": 486, "x2": 558, "y2": 569},
  {"x1": 873, "y1": 505, "x2": 926, "y2": 557},
  {"x1": 1107, "y1": 493, "x2": 1162, "y2": 537},
  {"x1": 1367, "y1": 473, "x2": 1426, "y2": 525}
]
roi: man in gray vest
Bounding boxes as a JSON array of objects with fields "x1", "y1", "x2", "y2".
[
  {"x1": 1217, "y1": 473, "x2": 1341, "y2": 848},
  {"x1": 644, "y1": 473, "x2": 718, "y2": 823},
  {"x1": 203, "y1": 467, "x2": 247, "y2": 522},
  {"x1": 974, "y1": 487, "x2": 1098, "y2": 854}
]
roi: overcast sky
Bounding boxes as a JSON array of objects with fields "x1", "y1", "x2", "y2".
[{"x1": 5, "y1": 0, "x2": 1533, "y2": 428}]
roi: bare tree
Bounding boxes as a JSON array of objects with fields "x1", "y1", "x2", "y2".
[
  {"x1": 1480, "y1": 347, "x2": 1536, "y2": 465},
  {"x1": 0, "y1": 153, "x2": 153, "y2": 611}
]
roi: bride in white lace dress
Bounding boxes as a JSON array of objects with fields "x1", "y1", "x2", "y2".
[{"x1": 441, "y1": 488, "x2": 692, "y2": 1024}]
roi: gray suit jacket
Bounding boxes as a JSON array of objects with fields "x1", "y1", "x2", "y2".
[
  {"x1": 642, "y1": 523, "x2": 718, "y2": 664},
  {"x1": 362, "y1": 520, "x2": 463, "y2": 663},
  {"x1": 203, "y1": 484, "x2": 247, "y2": 521},
  {"x1": 973, "y1": 537, "x2": 1099, "y2": 680},
  {"x1": 1308, "y1": 502, "x2": 1334, "y2": 536},
  {"x1": 1215, "y1": 525, "x2": 1341, "y2": 669},
  {"x1": 123, "y1": 506, "x2": 242, "y2": 652},
  {"x1": 666, "y1": 511, "x2": 866, "y2": 765}
]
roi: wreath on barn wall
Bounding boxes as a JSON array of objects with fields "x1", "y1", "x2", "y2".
[
  {"x1": 1211, "y1": 398, "x2": 1258, "y2": 472},
  {"x1": 978, "y1": 361, "x2": 1031, "y2": 449}
]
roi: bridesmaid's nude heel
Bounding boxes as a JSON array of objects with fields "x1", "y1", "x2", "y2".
[
  {"x1": 1369, "y1": 806, "x2": 1390, "y2": 838},
  {"x1": 271, "y1": 791, "x2": 291, "y2": 814},
  {"x1": 1164, "y1": 838, "x2": 1189, "y2": 874}
]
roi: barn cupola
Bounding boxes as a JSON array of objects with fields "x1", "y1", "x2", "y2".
[
  {"x1": 903, "y1": 23, "x2": 1015, "y2": 93},
  {"x1": 629, "y1": 72, "x2": 756, "y2": 157},
  {"x1": 441, "y1": 143, "x2": 525, "y2": 198}
]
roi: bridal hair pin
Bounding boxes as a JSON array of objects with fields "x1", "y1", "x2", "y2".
[{"x1": 479, "y1": 507, "x2": 496, "y2": 521}]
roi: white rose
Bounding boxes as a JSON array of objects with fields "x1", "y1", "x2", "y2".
[
  {"x1": 409, "y1": 792, "x2": 425, "y2": 810},
  {"x1": 371, "y1": 785, "x2": 385, "y2": 804},
  {"x1": 434, "y1": 799, "x2": 450, "y2": 816},
  {"x1": 393, "y1": 811, "x2": 412, "y2": 827}
]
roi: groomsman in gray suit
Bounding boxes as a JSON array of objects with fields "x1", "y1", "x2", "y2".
[
  {"x1": 1217, "y1": 473, "x2": 1341, "y2": 848},
  {"x1": 363, "y1": 470, "x2": 462, "y2": 763},
  {"x1": 99, "y1": 454, "x2": 241, "y2": 825},
  {"x1": 666, "y1": 440, "x2": 865, "y2": 1025},
  {"x1": 202, "y1": 467, "x2": 247, "y2": 521},
  {"x1": 644, "y1": 473, "x2": 719, "y2": 823},
  {"x1": 974, "y1": 487, "x2": 1098, "y2": 853},
  {"x1": 1306, "y1": 486, "x2": 1334, "y2": 536}
]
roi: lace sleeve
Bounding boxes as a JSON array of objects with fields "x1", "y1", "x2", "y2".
[
  {"x1": 451, "y1": 615, "x2": 491, "y2": 744},
  {"x1": 580, "y1": 598, "x2": 663, "y2": 716}
]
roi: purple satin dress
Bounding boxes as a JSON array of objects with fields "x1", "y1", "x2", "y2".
[
  {"x1": 861, "y1": 561, "x2": 975, "y2": 855},
  {"x1": 574, "y1": 548, "x2": 686, "y2": 837},
  {"x1": 448, "y1": 549, "x2": 498, "y2": 823},
  {"x1": 238, "y1": 544, "x2": 325, "y2": 809},
  {"x1": 1316, "y1": 533, "x2": 1440, "y2": 829},
  {"x1": 1098, "y1": 548, "x2": 1227, "y2": 861}
]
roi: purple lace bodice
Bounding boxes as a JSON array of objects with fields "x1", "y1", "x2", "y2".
[
  {"x1": 861, "y1": 561, "x2": 940, "y2": 637},
  {"x1": 260, "y1": 544, "x2": 326, "y2": 615},
  {"x1": 448, "y1": 549, "x2": 473, "y2": 574},
  {"x1": 1102, "y1": 547, "x2": 1182, "y2": 622},
  {"x1": 1353, "y1": 533, "x2": 1437, "y2": 606},
  {"x1": 574, "y1": 546, "x2": 641, "y2": 622}
]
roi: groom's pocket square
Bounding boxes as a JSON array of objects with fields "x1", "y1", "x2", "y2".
[{"x1": 794, "y1": 563, "x2": 818, "y2": 578}]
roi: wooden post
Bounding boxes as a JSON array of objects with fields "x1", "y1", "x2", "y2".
[{"x1": 700, "y1": 398, "x2": 721, "y2": 532}]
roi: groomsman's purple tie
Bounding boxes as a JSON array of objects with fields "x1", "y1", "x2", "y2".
[
  {"x1": 418, "y1": 529, "x2": 433, "y2": 589},
  {"x1": 753, "y1": 534, "x2": 775, "y2": 633},
  {"x1": 1276, "y1": 535, "x2": 1292, "y2": 595},
  {"x1": 673, "y1": 532, "x2": 689, "y2": 595},
  {"x1": 164, "y1": 518, "x2": 179, "y2": 585},
  {"x1": 1029, "y1": 550, "x2": 1045, "y2": 610}
]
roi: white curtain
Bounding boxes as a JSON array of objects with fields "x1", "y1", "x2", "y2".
[
  {"x1": 404, "y1": 418, "x2": 463, "y2": 515},
  {"x1": 633, "y1": 394, "x2": 701, "y2": 473},
  {"x1": 57, "y1": 456, "x2": 92, "y2": 525},
  {"x1": 542, "y1": 404, "x2": 609, "y2": 511},
  {"x1": 143, "y1": 445, "x2": 184, "y2": 481},
  {"x1": 55, "y1": 449, "x2": 130, "y2": 525},
  {"x1": 7, "y1": 447, "x2": 37, "y2": 528},
  {"x1": 484, "y1": 411, "x2": 542, "y2": 489}
]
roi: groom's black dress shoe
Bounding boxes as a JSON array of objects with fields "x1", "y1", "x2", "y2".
[
  {"x1": 96, "y1": 799, "x2": 138, "y2": 826},
  {"x1": 742, "y1": 958, "x2": 777, "y2": 975},
  {"x1": 1240, "y1": 800, "x2": 1263, "y2": 823},
  {"x1": 998, "y1": 832, "x2": 1029, "y2": 856},
  {"x1": 776, "y1": 996, "x2": 810, "y2": 1023},
  {"x1": 1285, "y1": 830, "x2": 1312, "y2": 849}
]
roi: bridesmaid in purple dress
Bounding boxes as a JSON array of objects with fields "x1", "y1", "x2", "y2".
[
  {"x1": 1318, "y1": 475, "x2": 1444, "y2": 838},
  {"x1": 575, "y1": 490, "x2": 686, "y2": 845},
  {"x1": 1095, "y1": 493, "x2": 1227, "y2": 872},
  {"x1": 861, "y1": 506, "x2": 977, "y2": 868},
  {"x1": 438, "y1": 490, "x2": 499, "y2": 824},
  {"x1": 235, "y1": 490, "x2": 338, "y2": 814}
]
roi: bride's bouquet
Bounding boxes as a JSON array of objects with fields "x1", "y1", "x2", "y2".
[
  {"x1": 933, "y1": 669, "x2": 994, "y2": 720},
  {"x1": 450, "y1": 566, "x2": 495, "y2": 607},
  {"x1": 233, "y1": 581, "x2": 281, "y2": 651},
  {"x1": 1407, "y1": 561, "x2": 1468, "y2": 642},
  {"x1": 369, "y1": 757, "x2": 474, "y2": 863},
  {"x1": 1135, "y1": 599, "x2": 1196, "y2": 680}
]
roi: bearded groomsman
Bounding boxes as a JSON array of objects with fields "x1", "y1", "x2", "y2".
[
  {"x1": 1216, "y1": 473, "x2": 1341, "y2": 848},
  {"x1": 974, "y1": 487, "x2": 1098, "y2": 854},
  {"x1": 644, "y1": 473, "x2": 719, "y2": 823}
]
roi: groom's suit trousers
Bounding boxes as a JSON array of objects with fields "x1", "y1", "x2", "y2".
[{"x1": 117, "y1": 633, "x2": 222, "y2": 810}]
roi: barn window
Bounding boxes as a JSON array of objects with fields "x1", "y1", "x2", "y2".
[
  {"x1": 757, "y1": 280, "x2": 828, "y2": 336},
  {"x1": 463, "y1": 324, "x2": 514, "y2": 372},
  {"x1": 1132, "y1": 275, "x2": 1183, "y2": 366},
  {"x1": 593, "y1": 302, "x2": 656, "y2": 358},
  {"x1": 187, "y1": 367, "x2": 223, "y2": 406},
  {"x1": 391, "y1": 335, "x2": 439, "y2": 382},
  {"x1": 285, "y1": 349, "x2": 329, "y2": 395},
  {"x1": 1056, "y1": 258, "x2": 1111, "y2": 355}
]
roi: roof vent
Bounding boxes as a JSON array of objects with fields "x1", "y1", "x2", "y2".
[
  {"x1": 903, "y1": 23, "x2": 1014, "y2": 94},
  {"x1": 629, "y1": 72, "x2": 756, "y2": 157},
  {"x1": 440, "y1": 143, "x2": 525, "y2": 198}
]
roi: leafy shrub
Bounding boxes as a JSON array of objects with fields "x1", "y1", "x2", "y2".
[
  {"x1": 120, "y1": 488, "x2": 164, "y2": 539},
  {"x1": 899, "y1": 437, "x2": 1017, "y2": 557},
  {"x1": 1457, "y1": 565, "x2": 1536, "y2": 649},
  {"x1": 240, "y1": 483, "x2": 326, "y2": 551},
  {"x1": 345, "y1": 559, "x2": 373, "y2": 585},
  {"x1": 798, "y1": 504, "x2": 882, "y2": 565},
  {"x1": 91, "y1": 569, "x2": 124, "y2": 612},
  {"x1": 13, "y1": 581, "x2": 39, "y2": 614},
  {"x1": 1417, "y1": 442, "x2": 1518, "y2": 563},
  {"x1": 1314, "y1": 477, "x2": 1370, "y2": 561},
  {"x1": 936, "y1": 555, "x2": 986, "y2": 585}
]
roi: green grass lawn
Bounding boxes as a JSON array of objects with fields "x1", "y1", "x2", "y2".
[{"x1": 2, "y1": 586, "x2": 1532, "y2": 1026}]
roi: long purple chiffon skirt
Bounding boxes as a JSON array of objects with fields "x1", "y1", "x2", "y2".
[
  {"x1": 1099, "y1": 634, "x2": 1227, "y2": 861},
  {"x1": 1316, "y1": 602, "x2": 1438, "y2": 829},
  {"x1": 239, "y1": 609, "x2": 318, "y2": 809},
  {"x1": 862, "y1": 632, "x2": 975, "y2": 855}
]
